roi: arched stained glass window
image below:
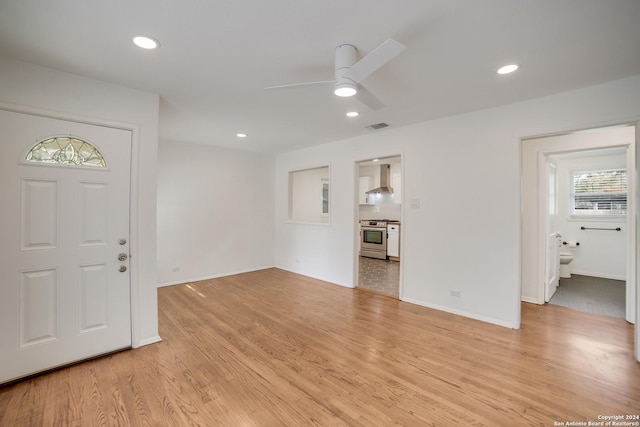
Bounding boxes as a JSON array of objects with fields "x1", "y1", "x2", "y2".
[{"x1": 26, "y1": 136, "x2": 106, "y2": 168}]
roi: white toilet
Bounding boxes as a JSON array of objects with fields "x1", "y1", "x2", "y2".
[{"x1": 559, "y1": 251, "x2": 574, "y2": 278}]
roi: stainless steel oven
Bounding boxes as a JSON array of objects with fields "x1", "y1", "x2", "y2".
[{"x1": 360, "y1": 220, "x2": 387, "y2": 259}]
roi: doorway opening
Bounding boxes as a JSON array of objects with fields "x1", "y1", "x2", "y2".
[
  {"x1": 546, "y1": 148, "x2": 628, "y2": 318},
  {"x1": 355, "y1": 155, "x2": 402, "y2": 298},
  {"x1": 521, "y1": 123, "x2": 638, "y2": 360}
]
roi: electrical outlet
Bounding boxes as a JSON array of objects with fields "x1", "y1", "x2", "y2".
[{"x1": 450, "y1": 290, "x2": 461, "y2": 297}]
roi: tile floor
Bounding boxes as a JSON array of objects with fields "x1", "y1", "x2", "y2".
[
  {"x1": 549, "y1": 274, "x2": 625, "y2": 318},
  {"x1": 357, "y1": 256, "x2": 399, "y2": 298}
]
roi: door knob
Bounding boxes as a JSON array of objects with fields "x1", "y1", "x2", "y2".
[
  {"x1": 118, "y1": 253, "x2": 128, "y2": 261},
  {"x1": 119, "y1": 265, "x2": 127, "y2": 273}
]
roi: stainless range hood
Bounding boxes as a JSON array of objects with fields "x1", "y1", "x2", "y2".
[{"x1": 366, "y1": 164, "x2": 394, "y2": 194}]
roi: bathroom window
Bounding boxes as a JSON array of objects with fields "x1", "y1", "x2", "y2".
[{"x1": 570, "y1": 168, "x2": 627, "y2": 217}]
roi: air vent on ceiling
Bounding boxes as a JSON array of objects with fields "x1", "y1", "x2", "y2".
[{"x1": 365, "y1": 122, "x2": 389, "y2": 130}]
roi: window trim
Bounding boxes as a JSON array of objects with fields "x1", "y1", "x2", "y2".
[
  {"x1": 287, "y1": 165, "x2": 331, "y2": 225},
  {"x1": 569, "y1": 167, "x2": 627, "y2": 218}
]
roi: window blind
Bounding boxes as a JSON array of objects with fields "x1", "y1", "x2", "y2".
[{"x1": 571, "y1": 169, "x2": 627, "y2": 216}]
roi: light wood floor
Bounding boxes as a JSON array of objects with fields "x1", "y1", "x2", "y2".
[{"x1": 1, "y1": 268, "x2": 638, "y2": 426}]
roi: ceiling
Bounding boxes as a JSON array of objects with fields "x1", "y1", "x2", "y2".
[{"x1": 0, "y1": 1, "x2": 639, "y2": 153}]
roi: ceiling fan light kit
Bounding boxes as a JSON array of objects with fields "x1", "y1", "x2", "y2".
[
  {"x1": 334, "y1": 82, "x2": 357, "y2": 97},
  {"x1": 265, "y1": 38, "x2": 406, "y2": 110}
]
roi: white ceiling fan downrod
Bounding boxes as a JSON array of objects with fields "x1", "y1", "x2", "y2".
[{"x1": 334, "y1": 44, "x2": 357, "y2": 97}]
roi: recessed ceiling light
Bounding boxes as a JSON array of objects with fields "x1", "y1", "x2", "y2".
[
  {"x1": 236, "y1": 133, "x2": 247, "y2": 138},
  {"x1": 346, "y1": 111, "x2": 359, "y2": 117},
  {"x1": 497, "y1": 64, "x2": 518, "y2": 75},
  {"x1": 372, "y1": 158, "x2": 380, "y2": 162},
  {"x1": 133, "y1": 36, "x2": 159, "y2": 50}
]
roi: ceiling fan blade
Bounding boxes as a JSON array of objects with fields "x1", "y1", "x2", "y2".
[
  {"x1": 355, "y1": 84, "x2": 385, "y2": 111},
  {"x1": 343, "y1": 38, "x2": 406, "y2": 84},
  {"x1": 264, "y1": 80, "x2": 334, "y2": 90}
]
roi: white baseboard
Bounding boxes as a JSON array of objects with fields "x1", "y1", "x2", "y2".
[
  {"x1": 156, "y1": 265, "x2": 275, "y2": 287},
  {"x1": 568, "y1": 270, "x2": 626, "y2": 281},
  {"x1": 134, "y1": 335, "x2": 162, "y2": 348},
  {"x1": 401, "y1": 297, "x2": 518, "y2": 329},
  {"x1": 274, "y1": 265, "x2": 353, "y2": 289},
  {"x1": 521, "y1": 296, "x2": 542, "y2": 305}
]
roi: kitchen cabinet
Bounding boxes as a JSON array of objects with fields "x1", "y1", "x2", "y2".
[
  {"x1": 392, "y1": 173, "x2": 402, "y2": 204},
  {"x1": 359, "y1": 176, "x2": 374, "y2": 204},
  {"x1": 387, "y1": 223, "x2": 400, "y2": 260}
]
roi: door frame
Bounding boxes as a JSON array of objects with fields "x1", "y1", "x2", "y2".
[
  {"x1": 0, "y1": 102, "x2": 145, "y2": 347},
  {"x1": 520, "y1": 122, "x2": 639, "y2": 361},
  {"x1": 353, "y1": 152, "x2": 404, "y2": 299}
]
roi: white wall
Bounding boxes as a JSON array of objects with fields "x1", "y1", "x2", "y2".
[
  {"x1": 157, "y1": 140, "x2": 275, "y2": 286},
  {"x1": 275, "y1": 74, "x2": 640, "y2": 329},
  {"x1": 555, "y1": 151, "x2": 627, "y2": 280},
  {"x1": 0, "y1": 56, "x2": 160, "y2": 346}
]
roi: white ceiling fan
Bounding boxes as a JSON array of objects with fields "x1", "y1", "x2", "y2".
[{"x1": 265, "y1": 38, "x2": 406, "y2": 111}]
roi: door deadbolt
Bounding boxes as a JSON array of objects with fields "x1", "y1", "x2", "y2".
[
  {"x1": 118, "y1": 238, "x2": 127, "y2": 245},
  {"x1": 118, "y1": 253, "x2": 128, "y2": 261},
  {"x1": 119, "y1": 265, "x2": 127, "y2": 273}
]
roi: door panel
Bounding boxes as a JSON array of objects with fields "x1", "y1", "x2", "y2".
[
  {"x1": 545, "y1": 161, "x2": 559, "y2": 302},
  {"x1": 79, "y1": 182, "x2": 108, "y2": 246},
  {"x1": 79, "y1": 263, "x2": 109, "y2": 333},
  {"x1": 546, "y1": 233, "x2": 560, "y2": 302},
  {"x1": 19, "y1": 268, "x2": 58, "y2": 347},
  {"x1": 0, "y1": 110, "x2": 132, "y2": 384},
  {"x1": 20, "y1": 179, "x2": 58, "y2": 250}
]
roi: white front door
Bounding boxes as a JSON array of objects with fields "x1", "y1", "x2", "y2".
[
  {"x1": 0, "y1": 110, "x2": 132, "y2": 384},
  {"x1": 545, "y1": 161, "x2": 560, "y2": 302}
]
